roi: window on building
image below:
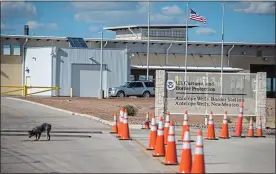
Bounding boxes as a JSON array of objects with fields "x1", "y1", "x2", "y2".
[
  {"x1": 139, "y1": 75, "x2": 153, "y2": 81},
  {"x1": 157, "y1": 30, "x2": 165, "y2": 37},
  {"x1": 257, "y1": 50, "x2": 262, "y2": 57},
  {"x1": 13, "y1": 45, "x2": 21, "y2": 56},
  {"x1": 273, "y1": 78, "x2": 276, "y2": 92},
  {"x1": 3, "y1": 45, "x2": 11, "y2": 55},
  {"x1": 266, "y1": 78, "x2": 272, "y2": 92}
]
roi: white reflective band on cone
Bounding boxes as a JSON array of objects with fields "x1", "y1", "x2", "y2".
[
  {"x1": 184, "y1": 131, "x2": 190, "y2": 140},
  {"x1": 208, "y1": 120, "x2": 214, "y2": 125},
  {"x1": 184, "y1": 114, "x2": 188, "y2": 120},
  {"x1": 239, "y1": 107, "x2": 243, "y2": 113},
  {"x1": 151, "y1": 125, "x2": 157, "y2": 131},
  {"x1": 209, "y1": 113, "x2": 213, "y2": 120},
  {"x1": 158, "y1": 130, "x2": 164, "y2": 136},
  {"x1": 196, "y1": 135, "x2": 203, "y2": 147},
  {"x1": 182, "y1": 142, "x2": 191, "y2": 149},
  {"x1": 168, "y1": 135, "x2": 175, "y2": 142},
  {"x1": 165, "y1": 115, "x2": 170, "y2": 121},
  {"x1": 168, "y1": 126, "x2": 174, "y2": 134},
  {"x1": 158, "y1": 120, "x2": 164, "y2": 129},
  {"x1": 151, "y1": 118, "x2": 156, "y2": 125},
  {"x1": 195, "y1": 146, "x2": 204, "y2": 154}
]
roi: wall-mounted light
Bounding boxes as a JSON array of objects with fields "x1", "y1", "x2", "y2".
[
  {"x1": 25, "y1": 67, "x2": 30, "y2": 73},
  {"x1": 241, "y1": 52, "x2": 246, "y2": 55},
  {"x1": 263, "y1": 57, "x2": 268, "y2": 61}
]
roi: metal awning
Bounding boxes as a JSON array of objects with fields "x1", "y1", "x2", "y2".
[{"x1": 131, "y1": 65, "x2": 243, "y2": 72}]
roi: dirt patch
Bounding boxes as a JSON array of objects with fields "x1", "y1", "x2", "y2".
[{"x1": 15, "y1": 96, "x2": 241, "y2": 125}]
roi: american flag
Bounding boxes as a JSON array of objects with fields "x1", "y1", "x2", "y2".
[{"x1": 189, "y1": 9, "x2": 207, "y2": 24}]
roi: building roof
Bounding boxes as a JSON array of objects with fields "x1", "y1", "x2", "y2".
[
  {"x1": 131, "y1": 65, "x2": 243, "y2": 72},
  {"x1": 103, "y1": 24, "x2": 198, "y2": 31},
  {"x1": 1, "y1": 34, "x2": 275, "y2": 47}
]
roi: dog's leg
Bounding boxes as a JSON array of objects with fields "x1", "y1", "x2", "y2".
[
  {"x1": 37, "y1": 133, "x2": 41, "y2": 140},
  {"x1": 35, "y1": 134, "x2": 38, "y2": 140},
  {"x1": 47, "y1": 132, "x2": 50, "y2": 141}
]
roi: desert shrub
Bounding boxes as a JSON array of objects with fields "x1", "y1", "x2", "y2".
[
  {"x1": 227, "y1": 118, "x2": 233, "y2": 123},
  {"x1": 124, "y1": 104, "x2": 138, "y2": 116}
]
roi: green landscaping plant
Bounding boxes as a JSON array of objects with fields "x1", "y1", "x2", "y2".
[{"x1": 123, "y1": 104, "x2": 138, "y2": 116}]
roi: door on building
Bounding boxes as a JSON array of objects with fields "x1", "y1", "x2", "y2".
[{"x1": 71, "y1": 64, "x2": 106, "y2": 97}]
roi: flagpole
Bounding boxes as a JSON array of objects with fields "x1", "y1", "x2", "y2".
[
  {"x1": 146, "y1": 1, "x2": 150, "y2": 81},
  {"x1": 220, "y1": 4, "x2": 225, "y2": 96},
  {"x1": 184, "y1": 3, "x2": 189, "y2": 82}
]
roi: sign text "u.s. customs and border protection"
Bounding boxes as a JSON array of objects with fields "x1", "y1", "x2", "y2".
[{"x1": 165, "y1": 72, "x2": 262, "y2": 116}]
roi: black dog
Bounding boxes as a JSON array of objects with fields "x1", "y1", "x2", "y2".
[{"x1": 28, "y1": 123, "x2": 52, "y2": 141}]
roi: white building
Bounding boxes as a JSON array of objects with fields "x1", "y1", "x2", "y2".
[{"x1": 1, "y1": 24, "x2": 275, "y2": 98}]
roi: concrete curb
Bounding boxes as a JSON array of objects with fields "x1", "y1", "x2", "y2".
[{"x1": 5, "y1": 97, "x2": 143, "y2": 130}]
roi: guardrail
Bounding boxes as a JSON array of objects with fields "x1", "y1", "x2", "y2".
[{"x1": 1, "y1": 85, "x2": 60, "y2": 97}]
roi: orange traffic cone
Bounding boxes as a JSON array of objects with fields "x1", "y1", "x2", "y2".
[
  {"x1": 256, "y1": 116, "x2": 266, "y2": 138},
  {"x1": 246, "y1": 116, "x2": 255, "y2": 137},
  {"x1": 205, "y1": 111, "x2": 218, "y2": 140},
  {"x1": 146, "y1": 114, "x2": 157, "y2": 150},
  {"x1": 179, "y1": 110, "x2": 194, "y2": 142},
  {"x1": 219, "y1": 111, "x2": 230, "y2": 139},
  {"x1": 110, "y1": 112, "x2": 118, "y2": 134},
  {"x1": 117, "y1": 107, "x2": 124, "y2": 138},
  {"x1": 232, "y1": 102, "x2": 246, "y2": 138},
  {"x1": 119, "y1": 108, "x2": 132, "y2": 140},
  {"x1": 191, "y1": 129, "x2": 206, "y2": 173},
  {"x1": 179, "y1": 126, "x2": 192, "y2": 173},
  {"x1": 153, "y1": 116, "x2": 165, "y2": 157},
  {"x1": 142, "y1": 112, "x2": 150, "y2": 129},
  {"x1": 164, "y1": 112, "x2": 170, "y2": 145},
  {"x1": 163, "y1": 121, "x2": 178, "y2": 165}
]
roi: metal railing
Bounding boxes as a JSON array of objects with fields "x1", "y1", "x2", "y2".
[{"x1": 1, "y1": 85, "x2": 60, "y2": 97}]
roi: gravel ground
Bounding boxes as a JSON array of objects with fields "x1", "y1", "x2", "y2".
[
  {"x1": 12, "y1": 96, "x2": 275, "y2": 134},
  {"x1": 14, "y1": 96, "x2": 229, "y2": 124}
]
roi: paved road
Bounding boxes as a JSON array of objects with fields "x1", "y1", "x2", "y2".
[
  {"x1": 1, "y1": 97, "x2": 275, "y2": 173},
  {"x1": 1, "y1": 97, "x2": 173, "y2": 173}
]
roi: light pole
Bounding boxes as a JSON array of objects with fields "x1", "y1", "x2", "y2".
[
  {"x1": 220, "y1": 4, "x2": 225, "y2": 97},
  {"x1": 98, "y1": 31, "x2": 104, "y2": 99},
  {"x1": 146, "y1": 1, "x2": 150, "y2": 81}
]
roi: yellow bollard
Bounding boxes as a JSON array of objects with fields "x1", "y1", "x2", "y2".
[
  {"x1": 70, "y1": 88, "x2": 73, "y2": 98},
  {"x1": 23, "y1": 85, "x2": 28, "y2": 97},
  {"x1": 55, "y1": 86, "x2": 59, "y2": 97}
]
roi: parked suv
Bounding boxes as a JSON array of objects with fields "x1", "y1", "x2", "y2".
[{"x1": 108, "y1": 81, "x2": 155, "y2": 98}]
